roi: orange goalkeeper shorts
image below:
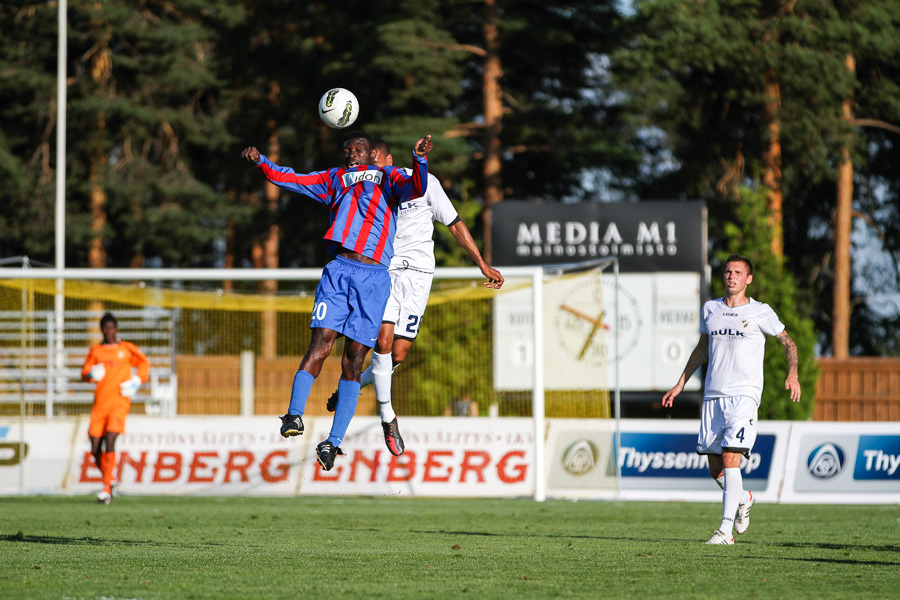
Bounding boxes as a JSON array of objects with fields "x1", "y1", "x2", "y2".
[{"x1": 88, "y1": 399, "x2": 131, "y2": 437}]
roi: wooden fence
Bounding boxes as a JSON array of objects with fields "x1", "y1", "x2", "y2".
[
  {"x1": 174, "y1": 355, "x2": 900, "y2": 421},
  {"x1": 176, "y1": 355, "x2": 375, "y2": 417},
  {"x1": 815, "y1": 358, "x2": 900, "y2": 421}
]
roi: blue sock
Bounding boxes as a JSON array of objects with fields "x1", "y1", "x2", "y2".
[
  {"x1": 327, "y1": 379, "x2": 360, "y2": 446},
  {"x1": 287, "y1": 370, "x2": 315, "y2": 416}
]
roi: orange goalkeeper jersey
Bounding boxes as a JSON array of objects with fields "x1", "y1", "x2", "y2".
[{"x1": 82, "y1": 341, "x2": 150, "y2": 404}]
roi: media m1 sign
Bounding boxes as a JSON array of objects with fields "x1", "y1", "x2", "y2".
[{"x1": 491, "y1": 200, "x2": 706, "y2": 272}]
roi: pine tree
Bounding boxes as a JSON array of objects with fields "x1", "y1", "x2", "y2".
[
  {"x1": 0, "y1": 3, "x2": 60, "y2": 264},
  {"x1": 714, "y1": 187, "x2": 819, "y2": 420},
  {"x1": 614, "y1": 0, "x2": 900, "y2": 356}
]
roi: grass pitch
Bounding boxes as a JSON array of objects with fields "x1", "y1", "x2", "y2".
[{"x1": 0, "y1": 495, "x2": 897, "y2": 599}]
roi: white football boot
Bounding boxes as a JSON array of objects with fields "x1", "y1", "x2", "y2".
[
  {"x1": 705, "y1": 530, "x2": 734, "y2": 545},
  {"x1": 735, "y1": 491, "x2": 754, "y2": 535}
]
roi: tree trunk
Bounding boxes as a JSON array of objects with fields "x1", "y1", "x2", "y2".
[
  {"x1": 482, "y1": 0, "x2": 503, "y2": 264},
  {"x1": 259, "y1": 80, "x2": 282, "y2": 359},
  {"x1": 88, "y1": 156, "x2": 107, "y2": 269},
  {"x1": 87, "y1": 46, "x2": 112, "y2": 270},
  {"x1": 833, "y1": 54, "x2": 855, "y2": 359},
  {"x1": 762, "y1": 69, "x2": 783, "y2": 258},
  {"x1": 87, "y1": 45, "x2": 112, "y2": 318}
]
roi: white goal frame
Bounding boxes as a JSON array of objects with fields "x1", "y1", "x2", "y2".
[{"x1": 0, "y1": 262, "x2": 620, "y2": 502}]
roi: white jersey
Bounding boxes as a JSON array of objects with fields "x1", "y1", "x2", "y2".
[
  {"x1": 700, "y1": 297, "x2": 785, "y2": 404},
  {"x1": 389, "y1": 170, "x2": 460, "y2": 273}
]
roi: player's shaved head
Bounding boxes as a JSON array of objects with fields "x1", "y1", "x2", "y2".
[{"x1": 342, "y1": 130, "x2": 372, "y2": 146}]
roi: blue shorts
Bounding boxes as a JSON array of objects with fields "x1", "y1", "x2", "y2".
[{"x1": 310, "y1": 255, "x2": 391, "y2": 347}]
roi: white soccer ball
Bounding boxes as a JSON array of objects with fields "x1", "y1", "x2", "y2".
[{"x1": 318, "y1": 88, "x2": 360, "y2": 129}]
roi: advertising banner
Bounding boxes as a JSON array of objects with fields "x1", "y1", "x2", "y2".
[
  {"x1": 544, "y1": 419, "x2": 790, "y2": 502},
  {"x1": 301, "y1": 417, "x2": 535, "y2": 498},
  {"x1": 65, "y1": 416, "x2": 308, "y2": 496},
  {"x1": 545, "y1": 419, "x2": 617, "y2": 499},
  {"x1": 781, "y1": 422, "x2": 900, "y2": 504},
  {"x1": 493, "y1": 272, "x2": 702, "y2": 391},
  {"x1": 491, "y1": 200, "x2": 706, "y2": 272},
  {"x1": 2, "y1": 416, "x2": 897, "y2": 504},
  {"x1": 0, "y1": 419, "x2": 78, "y2": 495}
]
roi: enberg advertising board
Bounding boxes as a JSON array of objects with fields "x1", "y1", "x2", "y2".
[{"x1": 491, "y1": 200, "x2": 706, "y2": 272}]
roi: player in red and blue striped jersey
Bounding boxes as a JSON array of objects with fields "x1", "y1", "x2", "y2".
[{"x1": 241, "y1": 132, "x2": 433, "y2": 471}]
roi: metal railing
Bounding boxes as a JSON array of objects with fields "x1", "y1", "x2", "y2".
[{"x1": 0, "y1": 309, "x2": 177, "y2": 416}]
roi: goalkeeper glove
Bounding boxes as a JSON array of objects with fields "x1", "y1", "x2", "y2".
[
  {"x1": 88, "y1": 363, "x2": 106, "y2": 382},
  {"x1": 119, "y1": 375, "x2": 142, "y2": 398}
]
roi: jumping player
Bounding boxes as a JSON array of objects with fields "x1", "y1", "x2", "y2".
[
  {"x1": 326, "y1": 138, "x2": 504, "y2": 456},
  {"x1": 241, "y1": 131, "x2": 432, "y2": 471},
  {"x1": 662, "y1": 254, "x2": 801, "y2": 544},
  {"x1": 82, "y1": 312, "x2": 149, "y2": 504}
]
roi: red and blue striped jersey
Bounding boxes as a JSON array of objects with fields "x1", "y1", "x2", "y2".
[{"x1": 256, "y1": 153, "x2": 428, "y2": 266}]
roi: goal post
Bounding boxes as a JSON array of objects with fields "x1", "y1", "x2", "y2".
[{"x1": 0, "y1": 262, "x2": 620, "y2": 501}]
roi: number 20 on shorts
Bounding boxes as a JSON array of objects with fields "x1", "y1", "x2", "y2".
[{"x1": 314, "y1": 302, "x2": 327, "y2": 321}]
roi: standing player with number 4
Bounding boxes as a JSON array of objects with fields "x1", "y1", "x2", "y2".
[
  {"x1": 662, "y1": 254, "x2": 801, "y2": 544},
  {"x1": 325, "y1": 139, "x2": 504, "y2": 456},
  {"x1": 82, "y1": 312, "x2": 149, "y2": 504}
]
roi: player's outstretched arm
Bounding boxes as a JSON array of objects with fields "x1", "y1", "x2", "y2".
[
  {"x1": 776, "y1": 330, "x2": 802, "y2": 402},
  {"x1": 241, "y1": 146, "x2": 261, "y2": 164},
  {"x1": 414, "y1": 135, "x2": 433, "y2": 157},
  {"x1": 447, "y1": 221, "x2": 504, "y2": 289},
  {"x1": 662, "y1": 334, "x2": 708, "y2": 407},
  {"x1": 405, "y1": 135, "x2": 433, "y2": 200}
]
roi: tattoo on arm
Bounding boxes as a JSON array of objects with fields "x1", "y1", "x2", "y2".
[{"x1": 777, "y1": 331, "x2": 799, "y2": 373}]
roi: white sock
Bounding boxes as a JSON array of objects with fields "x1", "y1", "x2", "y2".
[
  {"x1": 717, "y1": 473, "x2": 750, "y2": 504},
  {"x1": 360, "y1": 363, "x2": 374, "y2": 388},
  {"x1": 371, "y1": 352, "x2": 395, "y2": 423},
  {"x1": 719, "y1": 467, "x2": 742, "y2": 535},
  {"x1": 360, "y1": 359, "x2": 399, "y2": 389}
]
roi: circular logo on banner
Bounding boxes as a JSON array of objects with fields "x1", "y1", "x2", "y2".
[
  {"x1": 562, "y1": 439, "x2": 600, "y2": 475},
  {"x1": 806, "y1": 443, "x2": 846, "y2": 479}
]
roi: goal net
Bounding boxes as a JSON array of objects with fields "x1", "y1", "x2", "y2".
[{"x1": 0, "y1": 261, "x2": 621, "y2": 498}]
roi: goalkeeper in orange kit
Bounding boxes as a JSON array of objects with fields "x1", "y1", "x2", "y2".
[{"x1": 81, "y1": 312, "x2": 149, "y2": 504}]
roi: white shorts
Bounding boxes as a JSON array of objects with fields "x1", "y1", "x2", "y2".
[
  {"x1": 382, "y1": 268, "x2": 433, "y2": 341},
  {"x1": 697, "y1": 396, "x2": 759, "y2": 457}
]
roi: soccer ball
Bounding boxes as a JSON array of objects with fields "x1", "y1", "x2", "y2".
[{"x1": 318, "y1": 88, "x2": 359, "y2": 129}]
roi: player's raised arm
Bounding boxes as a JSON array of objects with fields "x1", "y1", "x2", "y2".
[
  {"x1": 448, "y1": 220, "x2": 504, "y2": 289},
  {"x1": 242, "y1": 147, "x2": 332, "y2": 204},
  {"x1": 776, "y1": 330, "x2": 802, "y2": 402},
  {"x1": 662, "y1": 334, "x2": 708, "y2": 407},
  {"x1": 241, "y1": 146, "x2": 261, "y2": 164},
  {"x1": 412, "y1": 135, "x2": 433, "y2": 197},
  {"x1": 414, "y1": 134, "x2": 433, "y2": 157}
]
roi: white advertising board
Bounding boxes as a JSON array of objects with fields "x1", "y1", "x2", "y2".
[
  {"x1": 493, "y1": 272, "x2": 702, "y2": 391},
  {"x1": 543, "y1": 418, "x2": 791, "y2": 503},
  {"x1": 781, "y1": 422, "x2": 900, "y2": 504},
  {"x1": 0, "y1": 419, "x2": 79, "y2": 495},
  {"x1": 3, "y1": 416, "x2": 898, "y2": 505},
  {"x1": 301, "y1": 417, "x2": 535, "y2": 498},
  {"x1": 65, "y1": 416, "x2": 308, "y2": 496}
]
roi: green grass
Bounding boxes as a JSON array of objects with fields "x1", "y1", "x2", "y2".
[{"x1": 0, "y1": 496, "x2": 897, "y2": 599}]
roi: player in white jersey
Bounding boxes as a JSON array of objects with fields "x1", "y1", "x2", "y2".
[
  {"x1": 327, "y1": 139, "x2": 504, "y2": 455},
  {"x1": 662, "y1": 254, "x2": 801, "y2": 545}
]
